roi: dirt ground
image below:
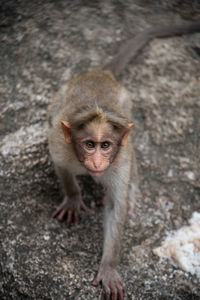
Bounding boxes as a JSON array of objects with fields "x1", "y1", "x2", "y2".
[{"x1": 0, "y1": 0, "x2": 200, "y2": 299}]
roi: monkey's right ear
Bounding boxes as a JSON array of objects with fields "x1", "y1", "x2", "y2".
[{"x1": 61, "y1": 121, "x2": 72, "y2": 143}]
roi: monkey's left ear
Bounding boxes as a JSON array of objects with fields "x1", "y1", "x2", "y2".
[
  {"x1": 121, "y1": 123, "x2": 134, "y2": 146},
  {"x1": 61, "y1": 121, "x2": 72, "y2": 143}
]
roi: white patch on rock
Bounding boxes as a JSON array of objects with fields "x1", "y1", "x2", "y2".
[
  {"x1": 154, "y1": 212, "x2": 200, "y2": 278},
  {"x1": 184, "y1": 171, "x2": 195, "y2": 181}
]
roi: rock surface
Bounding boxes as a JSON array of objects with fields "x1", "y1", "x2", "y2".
[{"x1": 1, "y1": 0, "x2": 200, "y2": 299}]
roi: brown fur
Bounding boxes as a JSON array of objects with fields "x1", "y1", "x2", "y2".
[{"x1": 48, "y1": 70, "x2": 134, "y2": 298}]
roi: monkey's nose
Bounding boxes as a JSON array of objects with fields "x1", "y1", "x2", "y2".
[
  {"x1": 93, "y1": 161, "x2": 102, "y2": 170},
  {"x1": 93, "y1": 152, "x2": 103, "y2": 170}
]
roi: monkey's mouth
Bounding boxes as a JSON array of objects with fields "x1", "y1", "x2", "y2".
[{"x1": 88, "y1": 170, "x2": 105, "y2": 178}]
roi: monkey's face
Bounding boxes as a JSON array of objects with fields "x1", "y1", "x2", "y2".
[
  {"x1": 61, "y1": 119, "x2": 133, "y2": 178},
  {"x1": 73, "y1": 121, "x2": 120, "y2": 178}
]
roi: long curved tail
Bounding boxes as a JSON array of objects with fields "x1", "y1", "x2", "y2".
[{"x1": 103, "y1": 22, "x2": 200, "y2": 77}]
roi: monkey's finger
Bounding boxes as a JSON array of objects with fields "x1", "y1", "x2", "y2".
[
  {"x1": 120, "y1": 281, "x2": 127, "y2": 298},
  {"x1": 52, "y1": 206, "x2": 62, "y2": 218},
  {"x1": 116, "y1": 284, "x2": 124, "y2": 300},
  {"x1": 123, "y1": 286, "x2": 127, "y2": 298},
  {"x1": 118, "y1": 279, "x2": 125, "y2": 289},
  {"x1": 57, "y1": 207, "x2": 68, "y2": 222},
  {"x1": 67, "y1": 210, "x2": 73, "y2": 226},
  {"x1": 52, "y1": 205, "x2": 67, "y2": 220},
  {"x1": 92, "y1": 277, "x2": 101, "y2": 286},
  {"x1": 105, "y1": 286, "x2": 111, "y2": 300},
  {"x1": 80, "y1": 201, "x2": 88, "y2": 211},
  {"x1": 111, "y1": 287, "x2": 117, "y2": 300},
  {"x1": 74, "y1": 211, "x2": 79, "y2": 225}
]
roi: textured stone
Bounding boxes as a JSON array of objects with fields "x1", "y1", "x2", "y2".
[{"x1": 1, "y1": 1, "x2": 200, "y2": 299}]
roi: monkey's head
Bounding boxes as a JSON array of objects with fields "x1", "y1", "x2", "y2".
[{"x1": 61, "y1": 108, "x2": 133, "y2": 178}]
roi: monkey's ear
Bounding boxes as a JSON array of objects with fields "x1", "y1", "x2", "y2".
[
  {"x1": 61, "y1": 121, "x2": 72, "y2": 143},
  {"x1": 121, "y1": 123, "x2": 134, "y2": 146}
]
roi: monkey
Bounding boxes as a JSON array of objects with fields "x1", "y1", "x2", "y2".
[{"x1": 48, "y1": 22, "x2": 200, "y2": 300}]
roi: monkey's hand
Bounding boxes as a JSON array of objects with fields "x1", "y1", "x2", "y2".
[
  {"x1": 52, "y1": 195, "x2": 88, "y2": 226},
  {"x1": 93, "y1": 265, "x2": 126, "y2": 300}
]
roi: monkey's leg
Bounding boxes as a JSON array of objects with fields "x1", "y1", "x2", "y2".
[
  {"x1": 93, "y1": 171, "x2": 130, "y2": 299},
  {"x1": 52, "y1": 167, "x2": 88, "y2": 225}
]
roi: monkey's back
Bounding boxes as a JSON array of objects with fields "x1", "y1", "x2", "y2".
[{"x1": 49, "y1": 70, "x2": 133, "y2": 128}]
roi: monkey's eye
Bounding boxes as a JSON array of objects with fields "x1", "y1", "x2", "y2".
[
  {"x1": 85, "y1": 141, "x2": 95, "y2": 149},
  {"x1": 101, "y1": 141, "x2": 111, "y2": 149}
]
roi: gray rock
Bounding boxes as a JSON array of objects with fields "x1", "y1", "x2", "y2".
[{"x1": 1, "y1": 1, "x2": 200, "y2": 299}]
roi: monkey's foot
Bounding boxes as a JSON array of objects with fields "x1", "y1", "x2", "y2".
[
  {"x1": 52, "y1": 197, "x2": 88, "y2": 226},
  {"x1": 93, "y1": 266, "x2": 126, "y2": 300}
]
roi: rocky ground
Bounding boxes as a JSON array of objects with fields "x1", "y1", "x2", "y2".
[{"x1": 0, "y1": 0, "x2": 200, "y2": 299}]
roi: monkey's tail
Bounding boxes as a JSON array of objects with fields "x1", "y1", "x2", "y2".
[{"x1": 104, "y1": 22, "x2": 200, "y2": 77}]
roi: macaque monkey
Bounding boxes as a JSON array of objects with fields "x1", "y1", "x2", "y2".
[{"x1": 48, "y1": 22, "x2": 200, "y2": 299}]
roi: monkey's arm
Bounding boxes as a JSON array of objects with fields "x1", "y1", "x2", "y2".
[
  {"x1": 52, "y1": 166, "x2": 87, "y2": 225},
  {"x1": 93, "y1": 154, "x2": 132, "y2": 299}
]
